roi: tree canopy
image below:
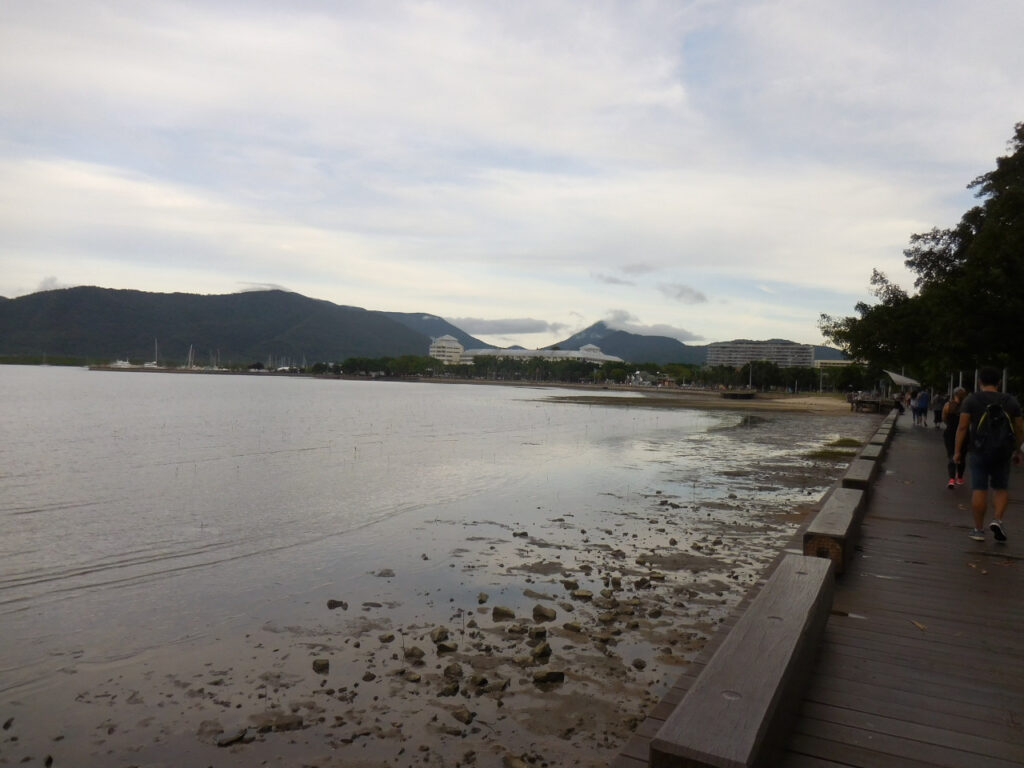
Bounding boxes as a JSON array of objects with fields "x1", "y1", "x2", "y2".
[{"x1": 820, "y1": 122, "x2": 1024, "y2": 388}]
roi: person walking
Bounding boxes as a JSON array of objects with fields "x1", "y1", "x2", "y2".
[
  {"x1": 932, "y1": 392, "x2": 947, "y2": 429},
  {"x1": 916, "y1": 389, "x2": 931, "y2": 427},
  {"x1": 942, "y1": 387, "x2": 968, "y2": 488},
  {"x1": 954, "y1": 367, "x2": 1024, "y2": 542}
]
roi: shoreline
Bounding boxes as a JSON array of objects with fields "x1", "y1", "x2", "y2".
[{"x1": 1, "y1": 386, "x2": 874, "y2": 767}]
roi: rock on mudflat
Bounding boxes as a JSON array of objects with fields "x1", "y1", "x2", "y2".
[
  {"x1": 492, "y1": 606, "x2": 516, "y2": 621},
  {"x1": 452, "y1": 706, "x2": 475, "y2": 725},
  {"x1": 532, "y1": 604, "x2": 556, "y2": 622},
  {"x1": 429, "y1": 626, "x2": 449, "y2": 644},
  {"x1": 312, "y1": 659, "x2": 330, "y2": 674},
  {"x1": 532, "y1": 669, "x2": 565, "y2": 685},
  {"x1": 327, "y1": 599, "x2": 348, "y2": 610},
  {"x1": 478, "y1": 592, "x2": 489, "y2": 604}
]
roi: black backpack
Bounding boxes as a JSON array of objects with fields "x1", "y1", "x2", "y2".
[{"x1": 972, "y1": 396, "x2": 1017, "y2": 462}]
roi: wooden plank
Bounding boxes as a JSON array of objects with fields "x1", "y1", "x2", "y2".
[
  {"x1": 650, "y1": 555, "x2": 834, "y2": 768},
  {"x1": 858, "y1": 443, "x2": 883, "y2": 461},
  {"x1": 802, "y1": 488, "x2": 864, "y2": 574},
  {"x1": 840, "y1": 459, "x2": 876, "y2": 492}
]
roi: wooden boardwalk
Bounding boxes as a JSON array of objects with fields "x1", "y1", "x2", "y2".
[{"x1": 615, "y1": 420, "x2": 1024, "y2": 767}]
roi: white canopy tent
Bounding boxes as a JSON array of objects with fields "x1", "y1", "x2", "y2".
[{"x1": 884, "y1": 370, "x2": 921, "y2": 388}]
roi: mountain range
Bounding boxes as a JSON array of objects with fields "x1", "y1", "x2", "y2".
[{"x1": 0, "y1": 287, "x2": 843, "y2": 366}]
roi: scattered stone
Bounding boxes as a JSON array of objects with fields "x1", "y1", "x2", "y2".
[
  {"x1": 403, "y1": 670, "x2": 422, "y2": 683},
  {"x1": 327, "y1": 599, "x2": 348, "y2": 610},
  {"x1": 632, "y1": 658, "x2": 647, "y2": 670},
  {"x1": 571, "y1": 589, "x2": 593, "y2": 601},
  {"x1": 532, "y1": 669, "x2": 565, "y2": 685},
  {"x1": 375, "y1": 568, "x2": 396, "y2": 578},
  {"x1": 512, "y1": 531, "x2": 529, "y2": 538},
  {"x1": 561, "y1": 579, "x2": 579, "y2": 591},
  {"x1": 528, "y1": 626, "x2": 547, "y2": 641},
  {"x1": 312, "y1": 659, "x2": 330, "y2": 675},
  {"x1": 443, "y1": 663, "x2": 463, "y2": 681},
  {"x1": 452, "y1": 706, "x2": 475, "y2": 725},
  {"x1": 254, "y1": 712, "x2": 304, "y2": 733},
  {"x1": 429, "y1": 626, "x2": 449, "y2": 644},
  {"x1": 379, "y1": 633, "x2": 395, "y2": 643},
  {"x1": 598, "y1": 612, "x2": 617, "y2": 624},
  {"x1": 477, "y1": 592, "x2": 489, "y2": 604},
  {"x1": 438, "y1": 681, "x2": 460, "y2": 697},
  {"x1": 215, "y1": 729, "x2": 248, "y2": 749},
  {"x1": 436, "y1": 641, "x2": 458, "y2": 654},
  {"x1": 530, "y1": 642, "x2": 552, "y2": 659},
  {"x1": 421, "y1": 553, "x2": 429, "y2": 560},
  {"x1": 405, "y1": 646, "x2": 426, "y2": 661},
  {"x1": 503, "y1": 756, "x2": 530, "y2": 768},
  {"x1": 362, "y1": 671, "x2": 376, "y2": 682},
  {"x1": 492, "y1": 606, "x2": 516, "y2": 622},
  {"x1": 669, "y1": 538, "x2": 678, "y2": 546},
  {"x1": 532, "y1": 604, "x2": 556, "y2": 622},
  {"x1": 562, "y1": 621, "x2": 583, "y2": 633}
]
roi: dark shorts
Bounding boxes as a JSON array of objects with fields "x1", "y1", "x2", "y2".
[{"x1": 968, "y1": 453, "x2": 1011, "y2": 491}]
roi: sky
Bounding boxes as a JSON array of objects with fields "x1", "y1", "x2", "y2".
[{"x1": 1, "y1": 1, "x2": 1022, "y2": 349}]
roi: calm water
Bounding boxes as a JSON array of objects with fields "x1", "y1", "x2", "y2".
[{"x1": 2, "y1": 366, "x2": 743, "y2": 691}]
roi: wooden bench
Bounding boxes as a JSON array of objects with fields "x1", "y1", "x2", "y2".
[
  {"x1": 649, "y1": 554, "x2": 835, "y2": 768},
  {"x1": 841, "y1": 458, "x2": 877, "y2": 494},
  {"x1": 803, "y1": 487, "x2": 866, "y2": 575},
  {"x1": 859, "y1": 443, "x2": 883, "y2": 462}
]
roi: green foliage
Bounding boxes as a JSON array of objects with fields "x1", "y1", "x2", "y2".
[{"x1": 820, "y1": 122, "x2": 1024, "y2": 386}]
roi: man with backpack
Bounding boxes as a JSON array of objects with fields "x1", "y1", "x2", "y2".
[{"x1": 954, "y1": 367, "x2": 1024, "y2": 542}]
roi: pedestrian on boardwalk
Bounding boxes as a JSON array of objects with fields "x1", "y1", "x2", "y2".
[
  {"x1": 942, "y1": 387, "x2": 968, "y2": 488},
  {"x1": 916, "y1": 389, "x2": 931, "y2": 427},
  {"x1": 932, "y1": 392, "x2": 946, "y2": 429},
  {"x1": 954, "y1": 367, "x2": 1024, "y2": 542}
]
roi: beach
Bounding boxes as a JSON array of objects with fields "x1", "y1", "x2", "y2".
[{"x1": 0, "y1": 374, "x2": 876, "y2": 767}]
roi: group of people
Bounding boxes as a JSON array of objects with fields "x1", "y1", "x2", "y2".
[{"x1": 931, "y1": 367, "x2": 1024, "y2": 542}]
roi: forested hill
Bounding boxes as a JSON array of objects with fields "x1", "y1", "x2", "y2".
[{"x1": 0, "y1": 287, "x2": 434, "y2": 365}]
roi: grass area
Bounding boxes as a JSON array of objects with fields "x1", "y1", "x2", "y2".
[
  {"x1": 828, "y1": 437, "x2": 863, "y2": 448},
  {"x1": 805, "y1": 448, "x2": 859, "y2": 460}
]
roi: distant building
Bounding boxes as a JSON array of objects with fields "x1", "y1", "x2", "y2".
[
  {"x1": 706, "y1": 340, "x2": 814, "y2": 368},
  {"x1": 813, "y1": 359, "x2": 855, "y2": 369},
  {"x1": 429, "y1": 335, "x2": 464, "y2": 364},
  {"x1": 460, "y1": 344, "x2": 623, "y2": 365}
]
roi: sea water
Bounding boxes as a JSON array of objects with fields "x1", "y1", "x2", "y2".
[{"x1": 0, "y1": 366, "x2": 862, "y2": 695}]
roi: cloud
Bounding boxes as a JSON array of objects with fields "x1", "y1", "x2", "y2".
[
  {"x1": 447, "y1": 317, "x2": 566, "y2": 336},
  {"x1": 658, "y1": 283, "x2": 708, "y2": 304},
  {"x1": 591, "y1": 272, "x2": 635, "y2": 286},
  {"x1": 237, "y1": 282, "x2": 291, "y2": 293},
  {"x1": 603, "y1": 309, "x2": 702, "y2": 343}
]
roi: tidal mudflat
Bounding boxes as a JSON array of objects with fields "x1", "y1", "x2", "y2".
[{"x1": 0, "y1": 370, "x2": 877, "y2": 767}]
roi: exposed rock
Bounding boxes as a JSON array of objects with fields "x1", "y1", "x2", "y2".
[
  {"x1": 438, "y1": 681, "x2": 460, "y2": 697},
  {"x1": 477, "y1": 592, "x2": 489, "y2": 604},
  {"x1": 362, "y1": 671, "x2": 376, "y2": 682},
  {"x1": 327, "y1": 599, "x2": 348, "y2": 610},
  {"x1": 561, "y1": 579, "x2": 580, "y2": 591},
  {"x1": 503, "y1": 756, "x2": 530, "y2": 768},
  {"x1": 632, "y1": 659, "x2": 647, "y2": 670},
  {"x1": 215, "y1": 727, "x2": 250, "y2": 747},
  {"x1": 436, "y1": 641, "x2": 458, "y2": 654},
  {"x1": 492, "y1": 606, "x2": 516, "y2": 621},
  {"x1": 379, "y1": 633, "x2": 395, "y2": 643},
  {"x1": 452, "y1": 706, "x2": 475, "y2": 725},
  {"x1": 571, "y1": 589, "x2": 593, "y2": 601},
  {"x1": 532, "y1": 669, "x2": 565, "y2": 685},
  {"x1": 562, "y1": 621, "x2": 583, "y2": 633},
  {"x1": 429, "y1": 626, "x2": 449, "y2": 644},
  {"x1": 312, "y1": 659, "x2": 330, "y2": 674},
  {"x1": 405, "y1": 646, "x2": 426, "y2": 661},
  {"x1": 375, "y1": 568, "x2": 396, "y2": 578},
  {"x1": 443, "y1": 663, "x2": 463, "y2": 681},
  {"x1": 512, "y1": 531, "x2": 529, "y2": 538},
  {"x1": 532, "y1": 604, "x2": 556, "y2": 623},
  {"x1": 527, "y1": 626, "x2": 547, "y2": 641},
  {"x1": 530, "y1": 641, "x2": 552, "y2": 659},
  {"x1": 253, "y1": 712, "x2": 304, "y2": 733}
]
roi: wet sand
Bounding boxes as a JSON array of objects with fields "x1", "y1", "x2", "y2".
[{"x1": 1, "y1": 393, "x2": 877, "y2": 768}]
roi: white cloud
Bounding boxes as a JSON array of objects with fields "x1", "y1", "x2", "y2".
[{"x1": 1, "y1": 1, "x2": 1022, "y2": 347}]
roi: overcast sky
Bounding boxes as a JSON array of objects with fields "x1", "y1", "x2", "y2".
[{"x1": 1, "y1": 1, "x2": 1022, "y2": 348}]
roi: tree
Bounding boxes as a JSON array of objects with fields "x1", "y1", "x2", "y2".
[{"x1": 820, "y1": 122, "x2": 1024, "y2": 383}]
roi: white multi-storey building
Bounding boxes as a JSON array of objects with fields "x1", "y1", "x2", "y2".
[
  {"x1": 460, "y1": 344, "x2": 622, "y2": 365},
  {"x1": 706, "y1": 340, "x2": 814, "y2": 368},
  {"x1": 428, "y1": 335, "x2": 465, "y2": 364}
]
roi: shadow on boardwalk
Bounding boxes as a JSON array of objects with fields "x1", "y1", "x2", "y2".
[{"x1": 615, "y1": 418, "x2": 1024, "y2": 767}]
